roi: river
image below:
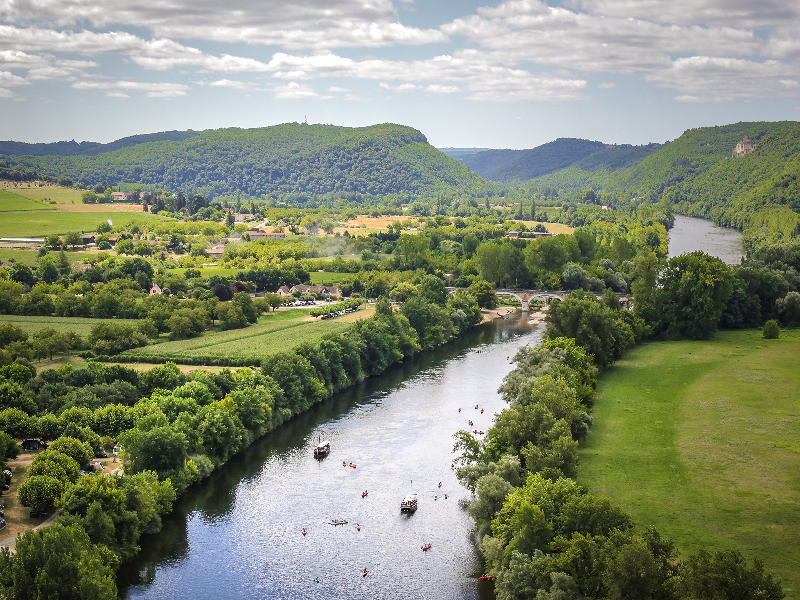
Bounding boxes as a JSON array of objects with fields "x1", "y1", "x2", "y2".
[
  {"x1": 118, "y1": 313, "x2": 542, "y2": 600},
  {"x1": 667, "y1": 215, "x2": 744, "y2": 264}
]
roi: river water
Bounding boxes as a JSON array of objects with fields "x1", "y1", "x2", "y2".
[
  {"x1": 119, "y1": 313, "x2": 542, "y2": 600},
  {"x1": 667, "y1": 215, "x2": 744, "y2": 264}
]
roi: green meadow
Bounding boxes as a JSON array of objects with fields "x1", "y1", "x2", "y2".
[
  {"x1": 579, "y1": 329, "x2": 800, "y2": 598},
  {"x1": 0, "y1": 189, "x2": 57, "y2": 212},
  {"x1": 3, "y1": 185, "x2": 84, "y2": 204},
  {"x1": 0, "y1": 315, "x2": 138, "y2": 337},
  {"x1": 0, "y1": 249, "x2": 97, "y2": 266},
  {"x1": 0, "y1": 209, "x2": 171, "y2": 237}
]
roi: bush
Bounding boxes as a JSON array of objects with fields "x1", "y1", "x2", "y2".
[{"x1": 762, "y1": 319, "x2": 780, "y2": 339}]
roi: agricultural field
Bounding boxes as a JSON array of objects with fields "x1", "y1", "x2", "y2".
[
  {"x1": 0, "y1": 248, "x2": 97, "y2": 267},
  {"x1": 0, "y1": 182, "x2": 83, "y2": 204},
  {"x1": 309, "y1": 271, "x2": 351, "y2": 285},
  {"x1": 578, "y1": 329, "x2": 800, "y2": 598},
  {"x1": 0, "y1": 189, "x2": 56, "y2": 212},
  {"x1": 0, "y1": 208, "x2": 171, "y2": 238},
  {"x1": 121, "y1": 306, "x2": 373, "y2": 364},
  {"x1": 0, "y1": 315, "x2": 138, "y2": 338}
]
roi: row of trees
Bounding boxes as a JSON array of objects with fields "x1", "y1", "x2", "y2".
[{"x1": 0, "y1": 285, "x2": 492, "y2": 597}]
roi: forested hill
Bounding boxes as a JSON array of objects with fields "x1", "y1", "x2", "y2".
[
  {"x1": 528, "y1": 120, "x2": 800, "y2": 250},
  {"x1": 1, "y1": 123, "x2": 495, "y2": 198},
  {"x1": 461, "y1": 137, "x2": 659, "y2": 182},
  {"x1": 0, "y1": 130, "x2": 200, "y2": 157}
]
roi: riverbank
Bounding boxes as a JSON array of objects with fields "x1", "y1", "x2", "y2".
[
  {"x1": 117, "y1": 312, "x2": 542, "y2": 599},
  {"x1": 578, "y1": 329, "x2": 800, "y2": 598}
]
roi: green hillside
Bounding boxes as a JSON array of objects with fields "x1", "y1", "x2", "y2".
[
  {"x1": 3, "y1": 123, "x2": 495, "y2": 199},
  {"x1": 0, "y1": 130, "x2": 200, "y2": 157},
  {"x1": 525, "y1": 121, "x2": 800, "y2": 249},
  {"x1": 463, "y1": 138, "x2": 614, "y2": 181}
]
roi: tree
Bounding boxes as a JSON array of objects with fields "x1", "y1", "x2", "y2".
[
  {"x1": 18, "y1": 475, "x2": 64, "y2": 511},
  {"x1": 118, "y1": 425, "x2": 188, "y2": 482},
  {"x1": 656, "y1": 252, "x2": 734, "y2": 340},
  {"x1": 469, "y1": 279, "x2": 499, "y2": 309},
  {"x1": 763, "y1": 319, "x2": 780, "y2": 339},
  {"x1": 678, "y1": 549, "x2": 784, "y2": 600},
  {"x1": 64, "y1": 231, "x2": 82, "y2": 249},
  {"x1": 47, "y1": 436, "x2": 92, "y2": 466},
  {"x1": 0, "y1": 523, "x2": 117, "y2": 600},
  {"x1": 776, "y1": 291, "x2": 800, "y2": 327},
  {"x1": 115, "y1": 238, "x2": 134, "y2": 255}
]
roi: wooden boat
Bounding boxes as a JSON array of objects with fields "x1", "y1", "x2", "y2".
[
  {"x1": 400, "y1": 493, "x2": 417, "y2": 513},
  {"x1": 314, "y1": 440, "x2": 331, "y2": 458}
]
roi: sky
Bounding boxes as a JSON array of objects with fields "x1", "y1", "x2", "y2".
[{"x1": 1, "y1": 0, "x2": 800, "y2": 149}]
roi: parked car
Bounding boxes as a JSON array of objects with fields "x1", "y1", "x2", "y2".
[
  {"x1": 94, "y1": 451, "x2": 107, "y2": 458},
  {"x1": 29, "y1": 508, "x2": 45, "y2": 518},
  {"x1": 0, "y1": 517, "x2": 5, "y2": 530}
]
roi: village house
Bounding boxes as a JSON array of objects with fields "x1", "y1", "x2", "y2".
[
  {"x1": 290, "y1": 284, "x2": 342, "y2": 298},
  {"x1": 149, "y1": 283, "x2": 162, "y2": 295}
]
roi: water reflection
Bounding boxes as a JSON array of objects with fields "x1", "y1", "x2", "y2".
[
  {"x1": 119, "y1": 314, "x2": 541, "y2": 600},
  {"x1": 668, "y1": 215, "x2": 744, "y2": 264}
]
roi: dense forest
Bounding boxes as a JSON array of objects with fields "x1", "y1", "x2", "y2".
[{"x1": 1, "y1": 124, "x2": 496, "y2": 199}]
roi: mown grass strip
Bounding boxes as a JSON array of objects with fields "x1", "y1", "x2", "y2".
[
  {"x1": 0, "y1": 190, "x2": 57, "y2": 212},
  {"x1": 578, "y1": 329, "x2": 800, "y2": 597}
]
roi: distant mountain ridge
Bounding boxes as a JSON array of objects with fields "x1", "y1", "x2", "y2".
[
  {"x1": 0, "y1": 130, "x2": 200, "y2": 157},
  {"x1": 462, "y1": 138, "x2": 603, "y2": 181},
  {"x1": 2, "y1": 123, "x2": 495, "y2": 198}
]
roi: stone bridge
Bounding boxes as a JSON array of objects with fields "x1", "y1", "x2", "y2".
[
  {"x1": 495, "y1": 289, "x2": 570, "y2": 311},
  {"x1": 447, "y1": 287, "x2": 628, "y2": 312}
]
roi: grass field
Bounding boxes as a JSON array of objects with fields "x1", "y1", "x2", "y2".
[
  {"x1": 0, "y1": 183, "x2": 83, "y2": 204},
  {"x1": 309, "y1": 271, "x2": 351, "y2": 285},
  {"x1": 0, "y1": 315, "x2": 138, "y2": 337},
  {"x1": 121, "y1": 305, "x2": 373, "y2": 363},
  {"x1": 578, "y1": 329, "x2": 800, "y2": 598},
  {"x1": 0, "y1": 189, "x2": 56, "y2": 212},
  {"x1": 0, "y1": 210, "x2": 171, "y2": 238},
  {"x1": 0, "y1": 249, "x2": 97, "y2": 267}
]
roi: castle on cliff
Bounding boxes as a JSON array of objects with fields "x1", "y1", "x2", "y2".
[{"x1": 732, "y1": 136, "x2": 755, "y2": 157}]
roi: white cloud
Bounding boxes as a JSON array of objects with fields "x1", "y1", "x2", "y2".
[
  {"x1": 71, "y1": 80, "x2": 190, "y2": 98},
  {"x1": 564, "y1": 0, "x2": 800, "y2": 29},
  {"x1": 598, "y1": 82, "x2": 616, "y2": 88},
  {"x1": 207, "y1": 78, "x2": 257, "y2": 89},
  {"x1": 272, "y1": 81, "x2": 319, "y2": 99},
  {"x1": 0, "y1": 86, "x2": 22, "y2": 99},
  {"x1": 426, "y1": 84, "x2": 460, "y2": 93},
  {"x1": 0, "y1": 0, "x2": 446, "y2": 49},
  {"x1": 647, "y1": 56, "x2": 800, "y2": 101},
  {"x1": 327, "y1": 86, "x2": 351, "y2": 92},
  {"x1": 380, "y1": 82, "x2": 422, "y2": 92},
  {"x1": 0, "y1": 70, "x2": 29, "y2": 86}
]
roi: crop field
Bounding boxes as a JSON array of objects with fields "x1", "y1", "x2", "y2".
[
  {"x1": 578, "y1": 329, "x2": 800, "y2": 598},
  {"x1": 0, "y1": 189, "x2": 56, "y2": 212},
  {"x1": 0, "y1": 248, "x2": 97, "y2": 266},
  {"x1": 0, "y1": 315, "x2": 138, "y2": 337},
  {"x1": 121, "y1": 313, "x2": 359, "y2": 363},
  {"x1": 0, "y1": 209, "x2": 171, "y2": 237},
  {"x1": 0, "y1": 183, "x2": 84, "y2": 204},
  {"x1": 309, "y1": 271, "x2": 350, "y2": 285}
]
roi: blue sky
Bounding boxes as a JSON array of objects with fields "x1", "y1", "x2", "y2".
[{"x1": 1, "y1": 0, "x2": 799, "y2": 149}]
